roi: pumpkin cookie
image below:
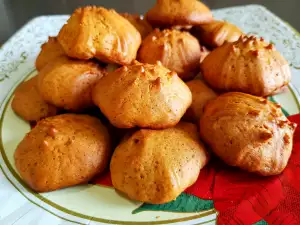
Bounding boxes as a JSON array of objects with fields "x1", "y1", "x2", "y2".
[
  {"x1": 58, "y1": 6, "x2": 141, "y2": 64},
  {"x1": 193, "y1": 20, "x2": 243, "y2": 48},
  {"x1": 183, "y1": 80, "x2": 217, "y2": 123},
  {"x1": 92, "y1": 62, "x2": 192, "y2": 129},
  {"x1": 201, "y1": 36, "x2": 291, "y2": 96},
  {"x1": 200, "y1": 92, "x2": 297, "y2": 176},
  {"x1": 14, "y1": 114, "x2": 111, "y2": 192},
  {"x1": 110, "y1": 122, "x2": 208, "y2": 204},
  {"x1": 138, "y1": 29, "x2": 201, "y2": 81},
  {"x1": 145, "y1": 0, "x2": 213, "y2": 27},
  {"x1": 121, "y1": 13, "x2": 153, "y2": 39},
  {"x1": 35, "y1": 37, "x2": 65, "y2": 71},
  {"x1": 38, "y1": 57, "x2": 106, "y2": 112},
  {"x1": 12, "y1": 76, "x2": 58, "y2": 121}
]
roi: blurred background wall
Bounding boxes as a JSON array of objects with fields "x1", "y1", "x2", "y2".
[{"x1": 0, "y1": 0, "x2": 299, "y2": 43}]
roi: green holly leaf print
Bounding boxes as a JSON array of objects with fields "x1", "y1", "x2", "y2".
[
  {"x1": 132, "y1": 193, "x2": 214, "y2": 214},
  {"x1": 253, "y1": 220, "x2": 268, "y2": 225}
]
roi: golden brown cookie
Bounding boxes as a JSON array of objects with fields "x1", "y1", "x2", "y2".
[
  {"x1": 14, "y1": 114, "x2": 111, "y2": 192},
  {"x1": 138, "y1": 29, "x2": 201, "y2": 80},
  {"x1": 199, "y1": 46, "x2": 210, "y2": 63},
  {"x1": 201, "y1": 36, "x2": 291, "y2": 96},
  {"x1": 110, "y1": 122, "x2": 208, "y2": 204},
  {"x1": 92, "y1": 62, "x2": 192, "y2": 129},
  {"x1": 35, "y1": 37, "x2": 65, "y2": 71},
  {"x1": 200, "y1": 92, "x2": 297, "y2": 176},
  {"x1": 12, "y1": 76, "x2": 58, "y2": 122},
  {"x1": 183, "y1": 80, "x2": 217, "y2": 123},
  {"x1": 121, "y1": 13, "x2": 153, "y2": 39},
  {"x1": 58, "y1": 6, "x2": 141, "y2": 64},
  {"x1": 145, "y1": 0, "x2": 213, "y2": 27},
  {"x1": 192, "y1": 20, "x2": 243, "y2": 48},
  {"x1": 38, "y1": 57, "x2": 106, "y2": 112}
]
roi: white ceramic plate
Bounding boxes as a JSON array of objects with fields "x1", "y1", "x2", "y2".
[{"x1": 0, "y1": 5, "x2": 299, "y2": 225}]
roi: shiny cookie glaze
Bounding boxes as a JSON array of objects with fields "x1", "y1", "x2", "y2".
[{"x1": 200, "y1": 92, "x2": 297, "y2": 176}]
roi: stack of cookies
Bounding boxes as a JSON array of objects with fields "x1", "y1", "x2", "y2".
[{"x1": 12, "y1": 0, "x2": 296, "y2": 205}]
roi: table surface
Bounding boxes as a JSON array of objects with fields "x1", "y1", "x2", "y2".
[{"x1": 1, "y1": 0, "x2": 299, "y2": 43}]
